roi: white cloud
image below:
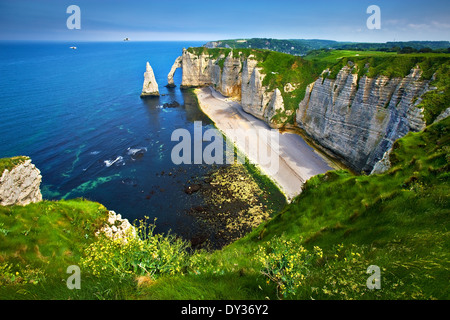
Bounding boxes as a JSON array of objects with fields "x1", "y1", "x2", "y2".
[
  {"x1": 407, "y1": 23, "x2": 431, "y2": 30},
  {"x1": 431, "y1": 21, "x2": 450, "y2": 29}
]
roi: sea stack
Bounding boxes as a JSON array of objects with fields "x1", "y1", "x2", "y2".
[{"x1": 140, "y1": 61, "x2": 159, "y2": 97}]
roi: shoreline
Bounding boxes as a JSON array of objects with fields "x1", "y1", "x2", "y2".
[{"x1": 194, "y1": 86, "x2": 334, "y2": 202}]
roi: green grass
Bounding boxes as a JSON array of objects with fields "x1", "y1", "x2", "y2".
[
  {"x1": 0, "y1": 156, "x2": 29, "y2": 176},
  {"x1": 418, "y1": 62, "x2": 450, "y2": 124},
  {"x1": 0, "y1": 62, "x2": 449, "y2": 299},
  {"x1": 135, "y1": 117, "x2": 450, "y2": 300},
  {"x1": 0, "y1": 199, "x2": 109, "y2": 298},
  {"x1": 0, "y1": 117, "x2": 448, "y2": 299},
  {"x1": 304, "y1": 49, "x2": 397, "y2": 69},
  {"x1": 209, "y1": 39, "x2": 450, "y2": 56},
  {"x1": 0, "y1": 199, "x2": 108, "y2": 267}
]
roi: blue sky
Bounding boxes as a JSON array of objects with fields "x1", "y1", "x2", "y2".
[{"x1": 0, "y1": 0, "x2": 449, "y2": 42}]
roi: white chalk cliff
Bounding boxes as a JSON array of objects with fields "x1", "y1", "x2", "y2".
[
  {"x1": 141, "y1": 62, "x2": 159, "y2": 97},
  {"x1": 171, "y1": 49, "x2": 285, "y2": 127},
  {"x1": 0, "y1": 158, "x2": 43, "y2": 206},
  {"x1": 296, "y1": 66, "x2": 430, "y2": 172},
  {"x1": 167, "y1": 56, "x2": 182, "y2": 87},
  {"x1": 170, "y1": 48, "x2": 435, "y2": 172}
]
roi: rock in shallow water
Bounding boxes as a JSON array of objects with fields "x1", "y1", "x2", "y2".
[{"x1": 184, "y1": 184, "x2": 202, "y2": 195}]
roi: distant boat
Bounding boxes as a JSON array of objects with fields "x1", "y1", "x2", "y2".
[
  {"x1": 124, "y1": 38, "x2": 129, "y2": 41},
  {"x1": 70, "y1": 46, "x2": 77, "y2": 50}
]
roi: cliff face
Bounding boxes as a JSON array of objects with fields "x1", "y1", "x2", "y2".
[
  {"x1": 296, "y1": 66, "x2": 429, "y2": 172},
  {"x1": 170, "y1": 49, "x2": 285, "y2": 127},
  {"x1": 167, "y1": 56, "x2": 182, "y2": 87},
  {"x1": 173, "y1": 48, "x2": 436, "y2": 173},
  {"x1": 0, "y1": 158, "x2": 43, "y2": 206}
]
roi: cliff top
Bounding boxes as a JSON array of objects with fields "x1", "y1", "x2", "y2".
[
  {"x1": 0, "y1": 156, "x2": 30, "y2": 176},
  {"x1": 187, "y1": 47, "x2": 450, "y2": 124},
  {"x1": 203, "y1": 38, "x2": 450, "y2": 56}
]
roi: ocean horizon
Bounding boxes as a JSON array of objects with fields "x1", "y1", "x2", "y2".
[{"x1": 0, "y1": 40, "x2": 225, "y2": 239}]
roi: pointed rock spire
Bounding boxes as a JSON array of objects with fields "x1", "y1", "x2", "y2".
[{"x1": 140, "y1": 61, "x2": 159, "y2": 97}]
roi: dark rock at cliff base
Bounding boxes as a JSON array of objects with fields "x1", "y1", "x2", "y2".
[
  {"x1": 184, "y1": 184, "x2": 201, "y2": 194},
  {"x1": 140, "y1": 93, "x2": 159, "y2": 98},
  {"x1": 163, "y1": 101, "x2": 181, "y2": 108},
  {"x1": 130, "y1": 151, "x2": 145, "y2": 160},
  {"x1": 188, "y1": 205, "x2": 208, "y2": 215},
  {"x1": 203, "y1": 176, "x2": 213, "y2": 184}
]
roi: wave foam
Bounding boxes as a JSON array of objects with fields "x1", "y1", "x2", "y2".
[{"x1": 104, "y1": 156, "x2": 123, "y2": 167}]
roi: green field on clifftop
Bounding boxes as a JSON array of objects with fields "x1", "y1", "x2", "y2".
[{"x1": 187, "y1": 47, "x2": 450, "y2": 125}]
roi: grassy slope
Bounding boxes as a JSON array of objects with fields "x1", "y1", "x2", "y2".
[
  {"x1": 0, "y1": 199, "x2": 115, "y2": 299},
  {"x1": 139, "y1": 117, "x2": 450, "y2": 300},
  {"x1": 1, "y1": 109, "x2": 448, "y2": 301},
  {"x1": 2, "y1": 114, "x2": 447, "y2": 299},
  {"x1": 1, "y1": 50, "x2": 449, "y2": 300}
]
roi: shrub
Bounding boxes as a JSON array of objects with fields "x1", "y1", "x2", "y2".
[
  {"x1": 0, "y1": 262, "x2": 45, "y2": 286},
  {"x1": 254, "y1": 236, "x2": 323, "y2": 299},
  {"x1": 81, "y1": 218, "x2": 189, "y2": 279}
]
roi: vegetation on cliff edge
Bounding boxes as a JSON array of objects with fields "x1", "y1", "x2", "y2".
[
  {"x1": 0, "y1": 156, "x2": 30, "y2": 176},
  {"x1": 1, "y1": 116, "x2": 448, "y2": 300},
  {"x1": 187, "y1": 47, "x2": 450, "y2": 125}
]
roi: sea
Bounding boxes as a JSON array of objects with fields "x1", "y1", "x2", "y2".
[{"x1": 0, "y1": 41, "x2": 222, "y2": 238}]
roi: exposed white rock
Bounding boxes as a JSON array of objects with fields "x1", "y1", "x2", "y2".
[
  {"x1": 181, "y1": 49, "x2": 216, "y2": 87},
  {"x1": 284, "y1": 83, "x2": 297, "y2": 93},
  {"x1": 296, "y1": 67, "x2": 430, "y2": 172},
  {"x1": 95, "y1": 210, "x2": 136, "y2": 243},
  {"x1": 265, "y1": 88, "x2": 285, "y2": 126},
  {"x1": 0, "y1": 158, "x2": 43, "y2": 206},
  {"x1": 434, "y1": 107, "x2": 450, "y2": 123},
  {"x1": 241, "y1": 57, "x2": 266, "y2": 118},
  {"x1": 167, "y1": 56, "x2": 182, "y2": 87},
  {"x1": 179, "y1": 50, "x2": 283, "y2": 126},
  {"x1": 219, "y1": 51, "x2": 242, "y2": 97},
  {"x1": 371, "y1": 148, "x2": 392, "y2": 175},
  {"x1": 177, "y1": 49, "x2": 434, "y2": 172},
  {"x1": 141, "y1": 62, "x2": 159, "y2": 97}
]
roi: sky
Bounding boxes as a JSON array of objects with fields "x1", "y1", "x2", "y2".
[{"x1": 0, "y1": 0, "x2": 449, "y2": 42}]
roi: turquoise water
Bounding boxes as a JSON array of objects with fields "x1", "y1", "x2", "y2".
[{"x1": 0, "y1": 41, "x2": 218, "y2": 238}]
